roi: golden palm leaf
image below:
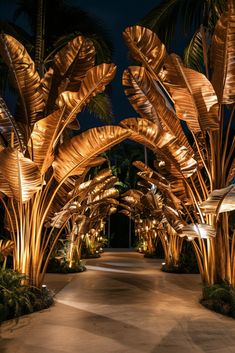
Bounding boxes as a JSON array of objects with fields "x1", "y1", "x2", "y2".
[
  {"x1": 0, "y1": 171, "x2": 13, "y2": 198},
  {"x1": 92, "y1": 188, "x2": 119, "y2": 203},
  {"x1": 54, "y1": 35, "x2": 96, "y2": 91},
  {"x1": 91, "y1": 168, "x2": 113, "y2": 183},
  {"x1": 136, "y1": 170, "x2": 182, "y2": 210},
  {"x1": 0, "y1": 148, "x2": 42, "y2": 202},
  {"x1": 58, "y1": 64, "x2": 116, "y2": 123},
  {"x1": 41, "y1": 36, "x2": 96, "y2": 111},
  {"x1": 211, "y1": 0, "x2": 235, "y2": 104},
  {"x1": 123, "y1": 66, "x2": 192, "y2": 151},
  {"x1": 162, "y1": 142, "x2": 197, "y2": 178},
  {"x1": 89, "y1": 176, "x2": 118, "y2": 199},
  {"x1": 121, "y1": 118, "x2": 197, "y2": 178},
  {"x1": 53, "y1": 125, "x2": 130, "y2": 182},
  {"x1": 120, "y1": 117, "x2": 174, "y2": 151},
  {"x1": 227, "y1": 159, "x2": 235, "y2": 184},
  {"x1": 162, "y1": 205, "x2": 184, "y2": 232},
  {"x1": 180, "y1": 224, "x2": 216, "y2": 239},
  {"x1": 31, "y1": 104, "x2": 106, "y2": 175},
  {"x1": 45, "y1": 177, "x2": 79, "y2": 223},
  {"x1": 76, "y1": 175, "x2": 117, "y2": 201},
  {"x1": 68, "y1": 162, "x2": 108, "y2": 199},
  {"x1": 41, "y1": 67, "x2": 54, "y2": 100},
  {"x1": 0, "y1": 34, "x2": 44, "y2": 127},
  {"x1": 50, "y1": 208, "x2": 74, "y2": 228},
  {"x1": 123, "y1": 26, "x2": 166, "y2": 73},
  {"x1": 170, "y1": 179, "x2": 192, "y2": 206},
  {"x1": 0, "y1": 239, "x2": 14, "y2": 257},
  {"x1": 0, "y1": 97, "x2": 25, "y2": 151},
  {"x1": 133, "y1": 160, "x2": 170, "y2": 189},
  {"x1": 30, "y1": 109, "x2": 63, "y2": 174},
  {"x1": 200, "y1": 185, "x2": 235, "y2": 214},
  {"x1": 69, "y1": 157, "x2": 107, "y2": 183},
  {"x1": 160, "y1": 54, "x2": 219, "y2": 132}
]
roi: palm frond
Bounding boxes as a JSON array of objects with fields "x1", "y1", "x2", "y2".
[
  {"x1": 53, "y1": 125, "x2": 130, "y2": 182},
  {"x1": 139, "y1": 0, "x2": 204, "y2": 47},
  {"x1": 0, "y1": 34, "x2": 44, "y2": 129},
  {"x1": 120, "y1": 117, "x2": 197, "y2": 178},
  {"x1": 160, "y1": 54, "x2": 219, "y2": 132},
  {"x1": 58, "y1": 63, "x2": 116, "y2": 124},
  {"x1": 200, "y1": 185, "x2": 235, "y2": 214},
  {"x1": 87, "y1": 93, "x2": 113, "y2": 123},
  {"x1": 211, "y1": 0, "x2": 235, "y2": 104},
  {"x1": 0, "y1": 147, "x2": 42, "y2": 202},
  {"x1": 184, "y1": 29, "x2": 204, "y2": 72},
  {"x1": 123, "y1": 26, "x2": 166, "y2": 73},
  {"x1": 181, "y1": 223, "x2": 216, "y2": 239},
  {"x1": 0, "y1": 97, "x2": 25, "y2": 151},
  {"x1": 30, "y1": 109, "x2": 63, "y2": 174},
  {"x1": 123, "y1": 65, "x2": 192, "y2": 151},
  {"x1": 0, "y1": 239, "x2": 14, "y2": 259}
]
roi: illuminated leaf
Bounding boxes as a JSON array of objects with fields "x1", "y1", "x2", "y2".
[
  {"x1": 0, "y1": 147, "x2": 42, "y2": 202},
  {"x1": 0, "y1": 34, "x2": 44, "y2": 127},
  {"x1": 53, "y1": 125, "x2": 130, "y2": 182},
  {"x1": 123, "y1": 26, "x2": 166, "y2": 73},
  {"x1": 160, "y1": 54, "x2": 219, "y2": 132},
  {"x1": 58, "y1": 63, "x2": 116, "y2": 123},
  {"x1": 200, "y1": 185, "x2": 235, "y2": 214},
  {"x1": 211, "y1": 0, "x2": 235, "y2": 104}
]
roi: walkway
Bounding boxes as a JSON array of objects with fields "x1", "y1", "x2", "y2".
[{"x1": 1, "y1": 250, "x2": 235, "y2": 353}]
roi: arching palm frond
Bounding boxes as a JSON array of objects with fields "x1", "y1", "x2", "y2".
[
  {"x1": 123, "y1": 26, "x2": 167, "y2": 73},
  {"x1": 0, "y1": 147, "x2": 42, "y2": 203},
  {"x1": 0, "y1": 34, "x2": 45, "y2": 131},
  {"x1": 139, "y1": 0, "x2": 226, "y2": 49},
  {"x1": 184, "y1": 29, "x2": 204, "y2": 72},
  {"x1": 58, "y1": 63, "x2": 116, "y2": 124},
  {"x1": 87, "y1": 93, "x2": 114, "y2": 124},
  {"x1": 123, "y1": 65, "x2": 192, "y2": 151},
  {"x1": 139, "y1": 0, "x2": 204, "y2": 47},
  {"x1": 53, "y1": 125, "x2": 130, "y2": 182},
  {"x1": 0, "y1": 97, "x2": 25, "y2": 151},
  {"x1": 211, "y1": 0, "x2": 235, "y2": 105}
]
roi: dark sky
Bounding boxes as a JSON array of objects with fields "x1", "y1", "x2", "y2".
[
  {"x1": 0, "y1": 0, "x2": 162, "y2": 129},
  {"x1": 69, "y1": 0, "x2": 161, "y2": 128}
]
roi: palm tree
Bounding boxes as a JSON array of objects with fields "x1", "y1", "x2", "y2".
[
  {"x1": 0, "y1": 33, "x2": 130, "y2": 287},
  {"x1": 139, "y1": 0, "x2": 226, "y2": 73},
  {"x1": 121, "y1": 0, "x2": 235, "y2": 285},
  {"x1": 0, "y1": 0, "x2": 113, "y2": 122}
]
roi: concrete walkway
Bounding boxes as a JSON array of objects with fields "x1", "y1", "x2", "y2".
[{"x1": 1, "y1": 250, "x2": 235, "y2": 353}]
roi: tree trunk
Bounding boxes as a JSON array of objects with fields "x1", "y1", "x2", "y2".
[{"x1": 35, "y1": 0, "x2": 45, "y2": 76}]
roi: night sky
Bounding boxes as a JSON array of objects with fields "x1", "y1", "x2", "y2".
[
  {"x1": 0, "y1": 0, "x2": 162, "y2": 129},
  {"x1": 68, "y1": 0, "x2": 161, "y2": 126}
]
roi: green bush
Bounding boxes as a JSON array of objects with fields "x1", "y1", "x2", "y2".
[
  {"x1": 0, "y1": 269, "x2": 54, "y2": 322},
  {"x1": 47, "y1": 258, "x2": 86, "y2": 273},
  {"x1": 201, "y1": 282, "x2": 235, "y2": 317},
  {"x1": 161, "y1": 242, "x2": 199, "y2": 274}
]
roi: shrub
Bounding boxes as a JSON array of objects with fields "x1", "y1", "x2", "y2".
[
  {"x1": 201, "y1": 282, "x2": 235, "y2": 318},
  {"x1": 47, "y1": 258, "x2": 86, "y2": 273},
  {"x1": 0, "y1": 269, "x2": 54, "y2": 322}
]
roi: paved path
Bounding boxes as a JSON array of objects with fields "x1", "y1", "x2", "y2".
[{"x1": 1, "y1": 250, "x2": 235, "y2": 353}]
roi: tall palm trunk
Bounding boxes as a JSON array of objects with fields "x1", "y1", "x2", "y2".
[{"x1": 35, "y1": 0, "x2": 45, "y2": 76}]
